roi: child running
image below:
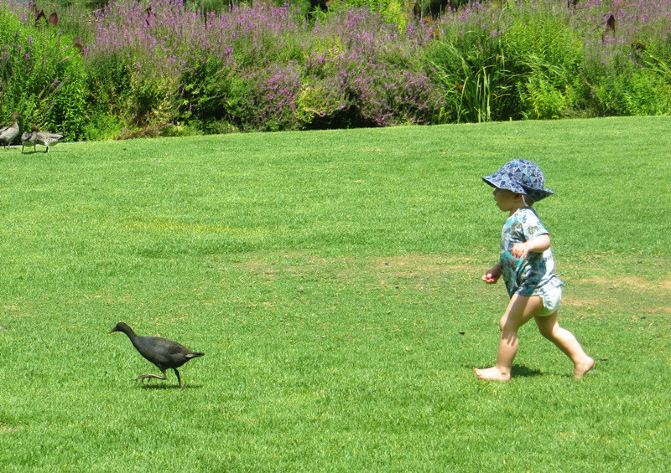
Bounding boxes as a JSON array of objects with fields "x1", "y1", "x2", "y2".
[{"x1": 475, "y1": 159, "x2": 594, "y2": 381}]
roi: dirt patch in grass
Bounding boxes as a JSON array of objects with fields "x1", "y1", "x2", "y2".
[
  {"x1": 582, "y1": 275, "x2": 671, "y2": 292},
  {"x1": 238, "y1": 250, "x2": 305, "y2": 275},
  {"x1": 241, "y1": 253, "x2": 480, "y2": 279},
  {"x1": 0, "y1": 423, "x2": 19, "y2": 434},
  {"x1": 562, "y1": 297, "x2": 602, "y2": 309},
  {"x1": 564, "y1": 273, "x2": 671, "y2": 316},
  {"x1": 240, "y1": 254, "x2": 670, "y2": 312},
  {"x1": 237, "y1": 253, "x2": 483, "y2": 295},
  {"x1": 372, "y1": 255, "x2": 477, "y2": 275},
  {"x1": 640, "y1": 306, "x2": 671, "y2": 315}
]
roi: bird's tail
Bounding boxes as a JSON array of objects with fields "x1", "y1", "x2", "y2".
[{"x1": 187, "y1": 352, "x2": 205, "y2": 359}]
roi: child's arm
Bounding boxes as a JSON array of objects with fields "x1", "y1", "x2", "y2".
[
  {"x1": 482, "y1": 263, "x2": 502, "y2": 284},
  {"x1": 512, "y1": 234, "x2": 551, "y2": 259}
]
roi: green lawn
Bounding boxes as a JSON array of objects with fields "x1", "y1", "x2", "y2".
[{"x1": 1, "y1": 117, "x2": 670, "y2": 472}]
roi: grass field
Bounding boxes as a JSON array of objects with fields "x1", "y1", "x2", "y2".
[{"x1": 0, "y1": 116, "x2": 670, "y2": 472}]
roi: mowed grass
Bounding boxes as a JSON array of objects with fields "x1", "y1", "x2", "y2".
[{"x1": 0, "y1": 117, "x2": 670, "y2": 472}]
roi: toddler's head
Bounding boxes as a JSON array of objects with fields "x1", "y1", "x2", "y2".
[{"x1": 482, "y1": 159, "x2": 553, "y2": 203}]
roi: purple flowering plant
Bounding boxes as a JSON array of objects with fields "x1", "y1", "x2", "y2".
[{"x1": 2, "y1": 0, "x2": 670, "y2": 137}]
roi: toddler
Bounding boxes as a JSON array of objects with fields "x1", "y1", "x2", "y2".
[{"x1": 475, "y1": 159, "x2": 594, "y2": 381}]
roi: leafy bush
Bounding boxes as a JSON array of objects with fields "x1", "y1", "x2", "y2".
[
  {"x1": 502, "y1": 4, "x2": 584, "y2": 119},
  {"x1": 247, "y1": 61, "x2": 303, "y2": 131},
  {"x1": 587, "y1": 61, "x2": 671, "y2": 116},
  {"x1": 425, "y1": 29, "x2": 504, "y2": 123},
  {"x1": 426, "y1": 1, "x2": 586, "y2": 122},
  {"x1": 85, "y1": 53, "x2": 133, "y2": 122},
  {"x1": 0, "y1": 8, "x2": 88, "y2": 140},
  {"x1": 571, "y1": 0, "x2": 671, "y2": 116},
  {"x1": 307, "y1": 8, "x2": 444, "y2": 127},
  {"x1": 3, "y1": 0, "x2": 671, "y2": 140},
  {"x1": 84, "y1": 1, "x2": 445, "y2": 134},
  {"x1": 295, "y1": 80, "x2": 349, "y2": 129}
]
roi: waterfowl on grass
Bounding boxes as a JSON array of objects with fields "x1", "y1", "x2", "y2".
[
  {"x1": 111, "y1": 322, "x2": 204, "y2": 388},
  {"x1": 20, "y1": 132, "x2": 33, "y2": 152},
  {"x1": 21, "y1": 128, "x2": 63, "y2": 153},
  {"x1": 0, "y1": 113, "x2": 20, "y2": 149}
]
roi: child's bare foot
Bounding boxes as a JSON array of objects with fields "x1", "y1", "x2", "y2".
[
  {"x1": 474, "y1": 367, "x2": 511, "y2": 382},
  {"x1": 574, "y1": 356, "x2": 595, "y2": 379}
]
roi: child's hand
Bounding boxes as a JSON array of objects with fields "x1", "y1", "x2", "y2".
[
  {"x1": 511, "y1": 242, "x2": 529, "y2": 259},
  {"x1": 511, "y1": 236, "x2": 551, "y2": 259},
  {"x1": 482, "y1": 264, "x2": 501, "y2": 284}
]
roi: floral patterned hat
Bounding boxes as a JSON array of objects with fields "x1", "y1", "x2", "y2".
[{"x1": 482, "y1": 159, "x2": 554, "y2": 202}]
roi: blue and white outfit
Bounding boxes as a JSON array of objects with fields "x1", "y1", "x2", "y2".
[
  {"x1": 500, "y1": 208, "x2": 563, "y2": 316},
  {"x1": 483, "y1": 159, "x2": 563, "y2": 316}
]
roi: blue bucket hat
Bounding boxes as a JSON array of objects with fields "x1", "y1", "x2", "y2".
[{"x1": 482, "y1": 159, "x2": 554, "y2": 202}]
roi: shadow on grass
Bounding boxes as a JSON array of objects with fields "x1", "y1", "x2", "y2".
[
  {"x1": 20, "y1": 149, "x2": 50, "y2": 155},
  {"x1": 465, "y1": 364, "x2": 544, "y2": 378},
  {"x1": 511, "y1": 365, "x2": 543, "y2": 378},
  {"x1": 139, "y1": 383, "x2": 204, "y2": 390}
]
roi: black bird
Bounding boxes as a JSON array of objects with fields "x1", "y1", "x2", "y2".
[{"x1": 111, "y1": 322, "x2": 204, "y2": 387}]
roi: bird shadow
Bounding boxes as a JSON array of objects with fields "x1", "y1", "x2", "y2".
[{"x1": 138, "y1": 383, "x2": 204, "y2": 390}]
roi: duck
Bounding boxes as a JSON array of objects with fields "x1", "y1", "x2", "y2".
[
  {"x1": 21, "y1": 127, "x2": 63, "y2": 153},
  {"x1": 20, "y1": 131, "x2": 33, "y2": 152},
  {"x1": 111, "y1": 322, "x2": 205, "y2": 388},
  {"x1": 0, "y1": 113, "x2": 20, "y2": 149}
]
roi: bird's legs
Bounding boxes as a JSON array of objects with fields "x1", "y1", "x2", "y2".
[
  {"x1": 135, "y1": 370, "x2": 167, "y2": 383},
  {"x1": 173, "y1": 368, "x2": 183, "y2": 388}
]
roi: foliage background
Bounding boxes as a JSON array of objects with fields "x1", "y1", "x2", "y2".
[{"x1": 1, "y1": 0, "x2": 670, "y2": 140}]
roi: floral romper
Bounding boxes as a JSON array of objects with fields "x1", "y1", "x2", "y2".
[{"x1": 500, "y1": 208, "x2": 563, "y2": 315}]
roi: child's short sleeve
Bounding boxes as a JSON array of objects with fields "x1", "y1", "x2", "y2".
[{"x1": 520, "y1": 209, "x2": 549, "y2": 241}]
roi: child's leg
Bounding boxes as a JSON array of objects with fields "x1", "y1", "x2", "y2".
[
  {"x1": 475, "y1": 294, "x2": 542, "y2": 381},
  {"x1": 534, "y1": 313, "x2": 594, "y2": 379}
]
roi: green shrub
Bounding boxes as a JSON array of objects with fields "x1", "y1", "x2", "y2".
[
  {"x1": 86, "y1": 50, "x2": 178, "y2": 137},
  {"x1": 130, "y1": 76, "x2": 176, "y2": 128},
  {"x1": 426, "y1": 2, "x2": 587, "y2": 122},
  {"x1": 425, "y1": 29, "x2": 509, "y2": 123},
  {"x1": 328, "y1": 0, "x2": 413, "y2": 31},
  {"x1": 178, "y1": 56, "x2": 252, "y2": 133},
  {"x1": 295, "y1": 80, "x2": 349, "y2": 129},
  {"x1": 82, "y1": 112, "x2": 124, "y2": 141},
  {"x1": 85, "y1": 53, "x2": 133, "y2": 121},
  {"x1": 0, "y1": 8, "x2": 88, "y2": 140},
  {"x1": 501, "y1": 5, "x2": 583, "y2": 119},
  {"x1": 581, "y1": 38, "x2": 671, "y2": 117},
  {"x1": 521, "y1": 68, "x2": 571, "y2": 119},
  {"x1": 591, "y1": 67, "x2": 671, "y2": 116}
]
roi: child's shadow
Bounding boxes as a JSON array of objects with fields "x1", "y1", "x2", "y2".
[
  {"x1": 511, "y1": 365, "x2": 543, "y2": 378},
  {"x1": 466, "y1": 364, "x2": 543, "y2": 378}
]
